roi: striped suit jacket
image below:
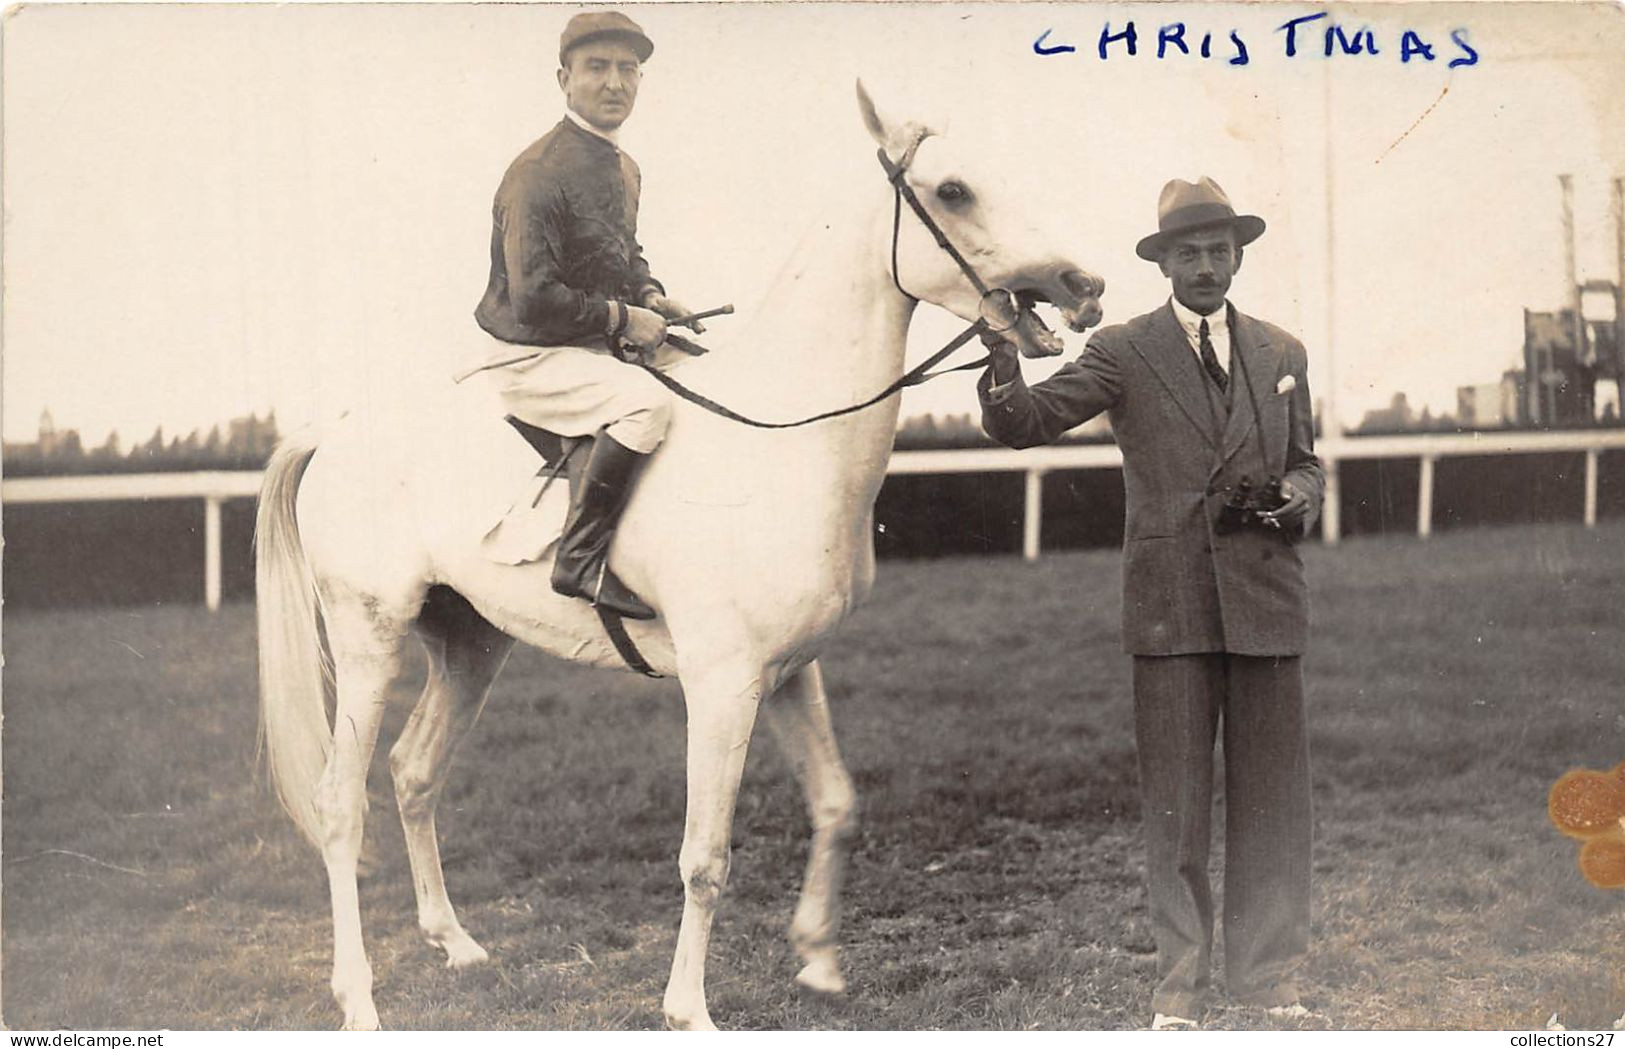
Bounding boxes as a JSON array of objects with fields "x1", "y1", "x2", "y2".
[{"x1": 979, "y1": 302, "x2": 1324, "y2": 656}]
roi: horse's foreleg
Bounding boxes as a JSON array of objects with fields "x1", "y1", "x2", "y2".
[
  {"x1": 662, "y1": 666, "x2": 766, "y2": 1032},
  {"x1": 318, "y1": 613, "x2": 408, "y2": 1032},
  {"x1": 393, "y1": 589, "x2": 515, "y2": 968},
  {"x1": 762, "y1": 660, "x2": 857, "y2": 996}
]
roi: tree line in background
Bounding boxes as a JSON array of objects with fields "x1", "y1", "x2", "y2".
[
  {"x1": 2, "y1": 411, "x2": 280, "y2": 477},
  {"x1": 6, "y1": 408, "x2": 1019, "y2": 476},
  {"x1": 898, "y1": 395, "x2": 1625, "y2": 447},
  {"x1": 1355, "y1": 390, "x2": 1623, "y2": 436},
  {"x1": 6, "y1": 391, "x2": 1622, "y2": 480}
]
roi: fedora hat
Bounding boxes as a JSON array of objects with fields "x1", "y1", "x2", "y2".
[
  {"x1": 1135, "y1": 177, "x2": 1265, "y2": 261},
  {"x1": 559, "y1": 10, "x2": 654, "y2": 65}
]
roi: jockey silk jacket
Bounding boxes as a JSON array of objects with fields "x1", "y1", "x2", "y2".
[{"x1": 475, "y1": 118, "x2": 664, "y2": 348}]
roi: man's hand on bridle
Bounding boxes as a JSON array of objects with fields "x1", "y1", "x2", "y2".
[{"x1": 981, "y1": 331, "x2": 1023, "y2": 385}]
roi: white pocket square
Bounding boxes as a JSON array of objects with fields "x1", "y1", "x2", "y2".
[{"x1": 1275, "y1": 375, "x2": 1297, "y2": 395}]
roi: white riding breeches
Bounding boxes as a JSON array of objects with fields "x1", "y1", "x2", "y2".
[{"x1": 483, "y1": 341, "x2": 677, "y2": 455}]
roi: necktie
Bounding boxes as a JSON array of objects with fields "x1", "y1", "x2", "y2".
[{"x1": 1198, "y1": 319, "x2": 1227, "y2": 392}]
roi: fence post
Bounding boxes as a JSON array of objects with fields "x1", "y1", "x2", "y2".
[
  {"x1": 204, "y1": 494, "x2": 222, "y2": 612},
  {"x1": 1321, "y1": 455, "x2": 1341, "y2": 546},
  {"x1": 1417, "y1": 454, "x2": 1436, "y2": 538},
  {"x1": 1585, "y1": 448, "x2": 1599, "y2": 528},
  {"x1": 1023, "y1": 467, "x2": 1045, "y2": 562}
]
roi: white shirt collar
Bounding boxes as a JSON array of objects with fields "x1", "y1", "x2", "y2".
[
  {"x1": 565, "y1": 108, "x2": 619, "y2": 147},
  {"x1": 1168, "y1": 295, "x2": 1232, "y2": 371},
  {"x1": 1168, "y1": 295, "x2": 1228, "y2": 340}
]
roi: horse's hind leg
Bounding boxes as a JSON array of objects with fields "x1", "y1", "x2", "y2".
[
  {"x1": 317, "y1": 589, "x2": 415, "y2": 1031},
  {"x1": 391, "y1": 586, "x2": 515, "y2": 968},
  {"x1": 761, "y1": 660, "x2": 857, "y2": 995}
]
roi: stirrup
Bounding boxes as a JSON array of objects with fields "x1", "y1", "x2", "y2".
[{"x1": 587, "y1": 562, "x2": 657, "y2": 620}]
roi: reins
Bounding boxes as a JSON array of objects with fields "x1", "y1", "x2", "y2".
[
  {"x1": 635, "y1": 132, "x2": 1017, "y2": 430},
  {"x1": 639, "y1": 321, "x2": 992, "y2": 430}
]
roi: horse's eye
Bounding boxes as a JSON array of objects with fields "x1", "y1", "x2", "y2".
[{"x1": 936, "y1": 180, "x2": 970, "y2": 204}]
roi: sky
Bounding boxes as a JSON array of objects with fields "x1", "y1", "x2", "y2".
[{"x1": 4, "y1": 1, "x2": 1623, "y2": 445}]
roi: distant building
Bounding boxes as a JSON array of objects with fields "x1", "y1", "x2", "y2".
[
  {"x1": 27, "y1": 408, "x2": 80, "y2": 460},
  {"x1": 38, "y1": 409, "x2": 57, "y2": 455},
  {"x1": 1586, "y1": 318, "x2": 1619, "y2": 370},
  {"x1": 1357, "y1": 392, "x2": 1415, "y2": 433},
  {"x1": 1456, "y1": 371, "x2": 1523, "y2": 429},
  {"x1": 1456, "y1": 384, "x2": 1501, "y2": 428},
  {"x1": 1523, "y1": 308, "x2": 1622, "y2": 427}
]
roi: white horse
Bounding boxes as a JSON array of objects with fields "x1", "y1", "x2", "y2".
[{"x1": 256, "y1": 83, "x2": 1103, "y2": 1031}]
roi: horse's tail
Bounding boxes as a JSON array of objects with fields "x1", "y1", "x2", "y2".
[{"x1": 255, "y1": 432, "x2": 332, "y2": 849}]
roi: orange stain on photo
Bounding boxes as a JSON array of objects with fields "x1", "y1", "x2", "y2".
[{"x1": 1549, "y1": 762, "x2": 1625, "y2": 888}]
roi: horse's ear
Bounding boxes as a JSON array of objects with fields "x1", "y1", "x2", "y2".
[
  {"x1": 856, "y1": 79, "x2": 889, "y2": 148},
  {"x1": 858, "y1": 79, "x2": 938, "y2": 161}
]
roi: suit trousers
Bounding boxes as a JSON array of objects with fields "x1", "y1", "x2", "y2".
[{"x1": 1131, "y1": 652, "x2": 1311, "y2": 1017}]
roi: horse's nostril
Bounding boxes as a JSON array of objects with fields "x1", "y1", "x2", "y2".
[
  {"x1": 1060, "y1": 294, "x2": 1104, "y2": 332},
  {"x1": 1061, "y1": 268, "x2": 1105, "y2": 302}
]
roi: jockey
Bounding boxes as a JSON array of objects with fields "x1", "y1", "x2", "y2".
[{"x1": 473, "y1": 11, "x2": 697, "y2": 621}]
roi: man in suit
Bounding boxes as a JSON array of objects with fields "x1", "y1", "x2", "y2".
[{"x1": 978, "y1": 177, "x2": 1324, "y2": 1029}]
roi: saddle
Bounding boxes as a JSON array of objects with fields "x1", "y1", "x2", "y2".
[
  {"x1": 499, "y1": 416, "x2": 661, "y2": 678},
  {"x1": 475, "y1": 418, "x2": 586, "y2": 565},
  {"x1": 505, "y1": 415, "x2": 591, "y2": 492}
]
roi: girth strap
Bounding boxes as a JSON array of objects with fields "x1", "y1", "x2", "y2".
[{"x1": 595, "y1": 605, "x2": 663, "y2": 678}]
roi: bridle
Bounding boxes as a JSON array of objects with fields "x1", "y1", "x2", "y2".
[
  {"x1": 633, "y1": 131, "x2": 1024, "y2": 430},
  {"x1": 878, "y1": 132, "x2": 998, "y2": 306},
  {"x1": 461, "y1": 131, "x2": 1033, "y2": 425}
]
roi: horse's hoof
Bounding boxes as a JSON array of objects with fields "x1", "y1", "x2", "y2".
[
  {"x1": 340, "y1": 1006, "x2": 381, "y2": 1031},
  {"x1": 425, "y1": 922, "x2": 491, "y2": 969},
  {"x1": 663, "y1": 1008, "x2": 719, "y2": 1031},
  {"x1": 335, "y1": 983, "x2": 380, "y2": 1031},
  {"x1": 440, "y1": 936, "x2": 491, "y2": 969},
  {"x1": 794, "y1": 958, "x2": 847, "y2": 996},
  {"x1": 799, "y1": 961, "x2": 851, "y2": 993}
]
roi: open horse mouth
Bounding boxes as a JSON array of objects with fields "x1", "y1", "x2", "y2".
[{"x1": 1001, "y1": 267, "x2": 1105, "y2": 358}]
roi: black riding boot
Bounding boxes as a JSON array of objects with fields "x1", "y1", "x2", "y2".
[{"x1": 550, "y1": 431, "x2": 657, "y2": 620}]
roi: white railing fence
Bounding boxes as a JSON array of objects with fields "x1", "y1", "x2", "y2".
[
  {"x1": 3, "y1": 471, "x2": 262, "y2": 611},
  {"x1": 890, "y1": 429, "x2": 1625, "y2": 558},
  {"x1": 5, "y1": 429, "x2": 1623, "y2": 610}
]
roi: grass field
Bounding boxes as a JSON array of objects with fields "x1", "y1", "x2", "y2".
[{"x1": 5, "y1": 521, "x2": 1625, "y2": 1030}]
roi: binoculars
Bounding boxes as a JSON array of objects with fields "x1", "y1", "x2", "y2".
[{"x1": 1214, "y1": 476, "x2": 1289, "y2": 535}]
